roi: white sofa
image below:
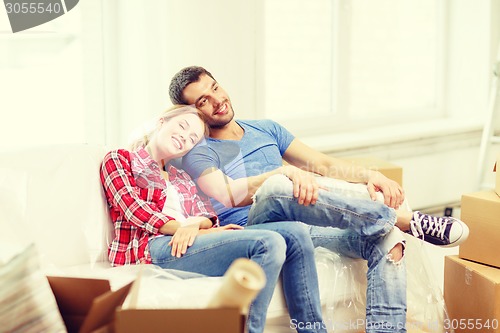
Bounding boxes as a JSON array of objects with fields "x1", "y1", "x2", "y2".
[{"x1": 0, "y1": 144, "x2": 449, "y2": 333}]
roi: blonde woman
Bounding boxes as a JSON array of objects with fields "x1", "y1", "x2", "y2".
[{"x1": 99, "y1": 105, "x2": 327, "y2": 333}]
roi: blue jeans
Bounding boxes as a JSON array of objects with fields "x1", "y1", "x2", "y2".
[
  {"x1": 248, "y1": 175, "x2": 407, "y2": 333},
  {"x1": 148, "y1": 222, "x2": 327, "y2": 333},
  {"x1": 248, "y1": 175, "x2": 396, "y2": 237}
]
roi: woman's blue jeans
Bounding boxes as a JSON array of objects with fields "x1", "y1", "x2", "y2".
[
  {"x1": 247, "y1": 175, "x2": 407, "y2": 333},
  {"x1": 148, "y1": 221, "x2": 327, "y2": 333}
]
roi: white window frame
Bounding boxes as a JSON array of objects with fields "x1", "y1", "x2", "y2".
[{"x1": 257, "y1": 0, "x2": 449, "y2": 138}]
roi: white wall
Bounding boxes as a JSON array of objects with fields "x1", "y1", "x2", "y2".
[
  {"x1": 163, "y1": 0, "x2": 257, "y2": 121},
  {"x1": 446, "y1": 0, "x2": 491, "y2": 120}
]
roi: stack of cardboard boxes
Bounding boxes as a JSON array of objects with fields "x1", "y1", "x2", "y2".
[{"x1": 444, "y1": 160, "x2": 500, "y2": 333}]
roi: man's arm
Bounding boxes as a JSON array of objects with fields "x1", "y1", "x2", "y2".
[
  {"x1": 195, "y1": 167, "x2": 284, "y2": 208},
  {"x1": 282, "y1": 139, "x2": 372, "y2": 181},
  {"x1": 282, "y1": 139, "x2": 405, "y2": 208}
]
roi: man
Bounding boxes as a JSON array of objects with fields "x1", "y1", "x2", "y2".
[{"x1": 169, "y1": 66, "x2": 468, "y2": 332}]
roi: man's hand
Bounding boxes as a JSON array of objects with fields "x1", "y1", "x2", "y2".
[
  {"x1": 280, "y1": 165, "x2": 320, "y2": 206},
  {"x1": 185, "y1": 216, "x2": 214, "y2": 229},
  {"x1": 198, "y1": 224, "x2": 244, "y2": 235},
  {"x1": 366, "y1": 172, "x2": 405, "y2": 209}
]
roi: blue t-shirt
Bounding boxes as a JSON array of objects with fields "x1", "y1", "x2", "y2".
[{"x1": 182, "y1": 119, "x2": 295, "y2": 226}]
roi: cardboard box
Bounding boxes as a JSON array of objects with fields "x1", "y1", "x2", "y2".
[
  {"x1": 47, "y1": 276, "x2": 245, "y2": 333},
  {"x1": 114, "y1": 308, "x2": 243, "y2": 333},
  {"x1": 444, "y1": 256, "x2": 500, "y2": 333},
  {"x1": 459, "y1": 190, "x2": 500, "y2": 268},
  {"x1": 342, "y1": 156, "x2": 403, "y2": 186}
]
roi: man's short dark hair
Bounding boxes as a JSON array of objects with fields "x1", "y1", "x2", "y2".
[{"x1": 169, "y1": 66, "x2": 215, "y2": 105}]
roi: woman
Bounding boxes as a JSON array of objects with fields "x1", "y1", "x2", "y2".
[{"x1": 99, "y1": 105, "x2": 326, "y2": 333}]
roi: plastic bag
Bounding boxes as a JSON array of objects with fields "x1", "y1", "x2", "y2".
[{"x1": 312, "y1": 177, "x2": 452, "y2": 333}]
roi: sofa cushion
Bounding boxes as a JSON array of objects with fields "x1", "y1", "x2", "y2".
[{"x1": 0, "y1": 144, "x2": 113, "y2": 267}]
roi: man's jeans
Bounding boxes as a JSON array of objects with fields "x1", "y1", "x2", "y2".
[
  {"x1": 148, "y1": 222, "x2": 327, "y2": 333},
  {"x1": 248, "y1": 175, "x2": 407, "y2": 333}
]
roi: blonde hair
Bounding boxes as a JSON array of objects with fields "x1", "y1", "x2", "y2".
[{"x1": 129, "y1": 105, "x2": 208, "y2": 151}]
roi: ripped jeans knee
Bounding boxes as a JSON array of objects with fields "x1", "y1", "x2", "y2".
[
  {"x1": 381, "y1": 227, "x2": 406, "y2": 265},
  {"x1": 387, "y1": 242, "x2": 405, "y2": 264}
]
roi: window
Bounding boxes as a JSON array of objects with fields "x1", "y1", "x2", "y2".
[{"x1": 262, "y1": 0, "x2": 444, "y2": 135}]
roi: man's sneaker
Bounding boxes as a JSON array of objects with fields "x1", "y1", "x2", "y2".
[{"x1": 407, "y1": 211, "x2": 469, "y2": 247}]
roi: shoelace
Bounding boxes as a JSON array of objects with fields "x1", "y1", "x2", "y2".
[{"x1": 409, "y1": 212, "x2": 448, "y2": 241}]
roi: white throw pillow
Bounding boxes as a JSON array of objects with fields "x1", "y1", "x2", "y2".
[{"x1": 0, "y1": 243, "x2": 67, "y2": 333}]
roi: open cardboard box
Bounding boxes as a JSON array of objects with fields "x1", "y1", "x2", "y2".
[{"x1": 47, "y1": 276, "x2": 245, "y2": 333}]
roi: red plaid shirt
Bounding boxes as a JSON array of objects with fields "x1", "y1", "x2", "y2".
[{"x1": 100, "y1": 148, "x2": 218, "y2": 266}]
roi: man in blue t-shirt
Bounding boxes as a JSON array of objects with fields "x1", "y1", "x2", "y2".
[
  {"x1": 170, "y1": 66, "x2": 468, "y2": 332},
  {"x1": 181, "y1": 119, "x2": 295, "y2": 227}
]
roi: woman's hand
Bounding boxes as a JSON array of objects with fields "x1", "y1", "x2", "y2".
[
  {"x1": 169, "y1": 224, "x2": 199, "y2": 258},
  {"x1": 280, "y1": 165, "x2": 320, "y2": 206},
  {"x1": 168, "y1": 222, "x2": 201, "y2": 258},
  {"x1": 168, "y1": 220, "x2": 241, "y2": 257},
  {"x1": 161, "y1": 216, "x2": 218, "y2": 258}
]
